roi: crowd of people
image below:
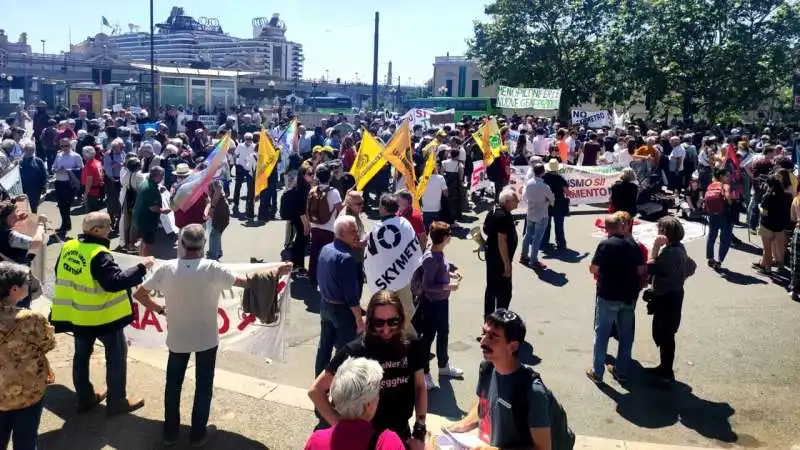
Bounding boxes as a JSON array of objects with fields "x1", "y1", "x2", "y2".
[{"x1": 0, "y1": 98, "x2": 798, "y2": 449}]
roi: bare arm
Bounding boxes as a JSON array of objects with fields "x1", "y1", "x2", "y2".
[
  {"x1": 308, "y1": 371, "x2": 340, "y2": 426},
  {"x1": 413, "y1": 369, "x2": 427, "y2": 426},
  {"x1": 132, "y1": 285, "x2": 165, "y2": 313},
  {"x1": 531, "y1": 427, "x2": 552, "y2": 450}
]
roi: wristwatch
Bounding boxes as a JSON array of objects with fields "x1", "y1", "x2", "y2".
[
  {"x1": 411, "y1": 422, "x2": 427, "y2": 441},
  {"x1": 156, "y1": 306, "x2": 165, "y2": 316}
]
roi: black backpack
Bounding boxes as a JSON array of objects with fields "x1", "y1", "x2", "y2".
[{"x1": 478, "y1": 361, "x2": 575, "y2": 450}]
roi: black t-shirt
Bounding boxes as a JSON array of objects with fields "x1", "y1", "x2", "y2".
[
  {"x1": 582, "y1": 142, "x2": 602, "y2": 166},
  {"x1": 541, "y1": 172, "x2": 568, "y2": 210},
  {"x1": 326, "y1": 337, "x2": 425, "y2": 439},
  {"x1": 483, "y1": 207, "x2": 518, "y2": 271},
  {"x1": 760, "y1": 190, "x2": 792, "y2": 232},
  {"x1": 591, "y1": 235, "x2": 644, "y2": 304}
]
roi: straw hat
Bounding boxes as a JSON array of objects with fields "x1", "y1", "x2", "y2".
[
  {"x1": 174, "y1": 163, "x2": 191, "y2": 177},
  {"x1": 547, "y1": 159, "x2": 560, "y2": 172}
]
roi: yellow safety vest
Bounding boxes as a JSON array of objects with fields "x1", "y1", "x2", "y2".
[{"x1": 51, "y1": 240, "x2": 132, "y2": 326}]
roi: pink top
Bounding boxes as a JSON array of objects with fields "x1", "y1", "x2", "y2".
[{"x1": 304, "y1": 420, "x2": 405, "y2": 450}]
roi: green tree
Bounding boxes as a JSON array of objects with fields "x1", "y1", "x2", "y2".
[{"x1": 467, "y1": 0, "x2": 623, "y2": 120}]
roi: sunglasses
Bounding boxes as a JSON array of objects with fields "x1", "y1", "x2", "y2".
[{"x1": 371, "y1": 317, "x2": 402, "y2": 329}]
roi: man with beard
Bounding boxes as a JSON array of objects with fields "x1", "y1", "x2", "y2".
[
  {"x1": 308, "y1": 290, "x2": 428, "y2": 450},
  {"x1": 447, "y1": 309, "x2": 573, "y2": 450}
]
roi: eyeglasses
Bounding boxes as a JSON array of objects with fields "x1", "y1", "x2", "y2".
[{"x1": 371, "y1": 317, "x2": 402, "y2": 329}]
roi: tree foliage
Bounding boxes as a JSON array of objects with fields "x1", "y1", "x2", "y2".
[{"x1": 468, "y1": 0, "x2": 800, "y2": 121}]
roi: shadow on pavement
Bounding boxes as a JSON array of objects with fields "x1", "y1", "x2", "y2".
[
  {"x1": 428, "y1": 378, "x2": 467, "y2": 420},
  {"x1": 731, "y1": 241, "x2": 762, "y2": 256},
  {"x1": 290, "y1": 277, "x2": 321, "y2": 314},
  {"x1": 535, "y1": 269, "x2": 568, "y2": 287},
  {"x1": 718, "y1": 268, "x2": 769, "y2": 286},
  {"x1": 40, "y1": 384, "x2": 270, "y2": 449},
  {"x1": 596, "y1": 362, "x2": 740, "y2": 445},
  {"x1": 542, "y1": 248, "x2": 590, "y2": 264}
]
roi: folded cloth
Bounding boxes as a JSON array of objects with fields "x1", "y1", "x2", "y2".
[{"x1": 242, "y1": 268, "x2": 280, "y2": 324}]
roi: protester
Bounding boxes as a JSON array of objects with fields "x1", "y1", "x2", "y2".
[
  {"x1": 754, "y1": 173, "x2": 792, "y2": 274},
  {"x1": 483, "y1": 188, "x2": 520, "y2": 318},
  {"x1": 134, "y1": 224, "x2": 273, "y2": 446},
  {"x1": 282, "y1": 167, "x2": 312, "y2": 274},
  {"x1": 704, "y1": 168, "x2": 735, "y2": 270},
  {"x1": 232, "y1": 132, "x2": 257, "y2": 218},
  {"x1": 309, "y1": 291, "x2": 427, "y2": 448},
  {"x1": 645, "y1": 217, "x2": 696, "y2": 385},
  {"x1": 541, "y1": 158, "x2": 569, "y2": 249},
  {"x1": 306, "y1": 357, "x2": 406, "y2": 450},
  {"x1": 308, "y1": 164, "x2": 343, "y2": 286},
  {"x1": 446, "y1": 309, "x2": 573, "y2": 449},
  {"x1": 420, "y1": 164, "x2": 448, "y2": 231},
  {"x1": 18, "y1": 142, "x2": 47, "y2": 214},
  {"x1": 587, "y1": 213, "x2": 646, "y2": 384},
  {"x1": 133, "y1": 166, "x2": 169, "y2": 257},
  {"x1": 416, "y1": 221, "x2": 463, "y2": 390},
  {"x1": 52, "y1": 137, "x2": 84, "y2": 236},
  {"x1": 205, "y1": 180, "x2": 230, "y2": 261},
  {"x1": 341, "y1": 190, "x2": 367, "y2": 283},
  {"x1": 81, "y1": 146, "x2": 105, "y2": 213},
  {"x1": 314, "y1": 215, "x2": 364, "y2": 376},
  {"x1": 0, "y1": 262, "x2": 56, "y2": 450},
  {"x1": 521, "y1": 163, "x2": 554, "y2": 269},
  {"x1": 747, "y1": 145, "x2": 776, "y2": 233},
  {"x1": 609, "y1": 168, "x2": 639, "y2": 217},
  {"x1": 50, "y1": 212, "x2": 160, "y2": 416},
  {"x1": 103, "y1": 138, "x2": 126, "y2": 230},
  {"x1": 118, "y1": 156, "x2": 144, "y2": 253},
  {"x1": 397, "y1": 191, "x2": 426, "y2": 250}
]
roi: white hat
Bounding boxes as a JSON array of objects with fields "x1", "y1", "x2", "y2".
[{"x1": 174, "y1": 163, "x2": 191, "y2": 176}]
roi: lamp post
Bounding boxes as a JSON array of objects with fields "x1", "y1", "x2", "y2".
[
  {"x1": 40, "y1": 40, "x2": 46, "y2": 55},
  {"x1": 438, "y1": 85, "x2": 447, "y2": 97},
  {"x1": 389, "y1": 87, "x2": 397, "y2": 112},
  {"x1": 268, "y1": 80, "x2": 277, "y2": 119}
]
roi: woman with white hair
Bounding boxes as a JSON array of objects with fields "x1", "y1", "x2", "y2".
[
  {"x1": 305, "y1": 357, "x2": 405, "y2": 450},
  {"x1": 0, "y1": 262, "x2": 56, "y2": 449}
]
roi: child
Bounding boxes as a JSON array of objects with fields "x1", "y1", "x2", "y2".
[
  {"x1": 205, "y1": 180, "x2": 229, "y2": 260},
  {"x1": 680, "y1": 176, "x2": 703, "y2": 221}
]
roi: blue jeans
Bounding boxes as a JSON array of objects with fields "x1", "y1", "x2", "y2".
[
  {"x1": 521, "y1": 217, "x2": 548, "y2": 263},
  {"x1": 314, "y1": 301, "x2": 358, "y2": 376},
  {"x1": 422, "y1": 211, "x2": 439, "y2": 231},
  {"x1": 706, "y1": 214, "x2": 733, "y2": 262},
  {"x1": 73, "y1": 329, "x2": 128, "y2": 408},
  {"x1": 0, "y1": 399, "x2": 43, "y2": 450},
  {"x1": 747, "y1": 192, "x2": 762, "y2": 231},
  {"x1": 543, "y1": 211, "x2": 566, "y2": 248},
  {"x1": 416, "y1": 299, "x2": 450, "y2": 373},
  {"x1": 164, "y1": 346, "x2": 217, "y2": 443},
  {"x1": 206, "y1": 223, "x2": 222, "y2": 260},
  {"x1": 592, "y1": 297, "x2": 635, "y2": 378}
]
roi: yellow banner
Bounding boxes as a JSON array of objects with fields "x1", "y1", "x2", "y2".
[
  {"x1": 353, "y1": 130, "x2": 388, "y2": 191},
  {"x1": 473, "y1": 117, "x2": 503, "y2": 167},
  {"x1": 254, "y1": 127, "x2": 280, "y2": 196},
  {"x1": 415, "y1": 139, "x2": 439, "y2": 203},
  {"x1": 383, "y1": 120, "x2": 419, "y2": 209}
]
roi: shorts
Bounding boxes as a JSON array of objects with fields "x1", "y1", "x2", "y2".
[
  {"x1": 758, "y1": 226, "x2": 781, "y2": 240},
  {"x1": 134, "y1": 224, "x2": 157, "y2": 244}
]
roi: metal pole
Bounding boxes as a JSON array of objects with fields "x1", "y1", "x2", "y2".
[
  {"x1": 371, "y1": 11, "x2": 379, "y2": 111},
  {"x1": 150, "y1": 0, "x2": 156, "y2": 110}
]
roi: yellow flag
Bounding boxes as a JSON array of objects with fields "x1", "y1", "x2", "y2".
[
  {"x1": 473, "y1": 118, "x2": 503, "y2": 168},
  {"x1": 383, "y1": 120, "x2": 419, "y2": 209},
  {"x1": 254, "y1": 127, "x2": 279, "y2": 196},
  {"x1": 415, "y1": 139, "x2": 439, "y2": 203},
  {"x1": 353, "y1": 129, "x2": 388, "y2": 191}
]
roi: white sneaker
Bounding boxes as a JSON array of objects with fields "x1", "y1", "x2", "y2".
[
  {"x1": 424, "y1": 373, "x2": 436, "y2": 390},
  {"x1": 438, "y1": 365, "x2": 464, "y2": 378}
]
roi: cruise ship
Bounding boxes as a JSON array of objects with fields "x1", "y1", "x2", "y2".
[{"x1": 73, "y1": 7, "x2": 303, "y2": 80}]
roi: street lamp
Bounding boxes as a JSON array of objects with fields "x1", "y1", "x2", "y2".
[
  {"x1": 40, "y1": 40, "x2": 46, "y2": 55},
  {"x1": 389, "y1": 87, "x2": 397, "y2": 111},
  {"x1": 438, "y1": 85, "x2": 447, "y2": 96}
]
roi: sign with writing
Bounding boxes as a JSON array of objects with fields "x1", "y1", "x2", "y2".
[
  {"x1": 364, "y1": 216, "x2": 423, "y2": 292},
  {"x1": 508, "y1": 164, "x2": 622, "y2": 211},
  {"x1": 470, "y1": 161, "x2": 493, "y2": 192},
  {"x1": 571, "y1": 109, "x2": 612, "y2": 128},
  {"x1": 40, "y1": 257, "x2": 291, "y2": 362},
  {"x1": 592, "y1": 218, "x2": 704, "y2": 249},
  {"x1": 506, "y1": 130, "x2": 520, "y2": 145},
  {"x1": 497, "y1": 86, "x2": 562, "y2": 110},
  {"x1": 429, "y1": 109, "x2": 456, "y2": 126},
  {"x1": 198, "y1": 115, "x2": 220, "y2": 133}
]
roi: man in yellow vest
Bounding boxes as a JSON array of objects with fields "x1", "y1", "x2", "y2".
[{"x1": 51, "y1": 211, "x2": 163, "y2": 416}]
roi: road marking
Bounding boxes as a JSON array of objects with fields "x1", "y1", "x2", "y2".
[{"x1": 126, "y1": 347, "x2": 720, "y2": 449}]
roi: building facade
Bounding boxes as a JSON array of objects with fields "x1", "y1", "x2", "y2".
[
  {"x1": 72, "y1": 8, "x2": 303, "y2": 81},
  {"x1": 432, "y1": 55, "x2": 497, "y2": 98}
]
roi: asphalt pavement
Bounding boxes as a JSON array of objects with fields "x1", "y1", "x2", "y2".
[{"x1": 30, "y1": 193, "x2": 800, "y2": 449}]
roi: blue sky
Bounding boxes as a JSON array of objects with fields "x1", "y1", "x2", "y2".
[{"x1": 2, "y1": 1, "x2": 486, "y2": 86}]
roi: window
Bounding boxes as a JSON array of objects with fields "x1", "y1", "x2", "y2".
[
  {"x1": 210, "y1": 79, "x2": 235, "y2": 89},
  {"x1": 471, "y1": 80, "x2": 479, "y2": 97},
  {"x1": 445, "y1": 80, "x2": 453, "y2": 97},
  {"x1": 161, "y1": 77, "x2": 186, "y2": 86},
  {"x1": 191, "y1": 79, "x2": 207, "y2": 87}
]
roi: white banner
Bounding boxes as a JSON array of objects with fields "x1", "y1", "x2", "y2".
[
  {"x1": 497, "y1": 86, "x2": 562, "y2": 110},
  {"x1": 506, "y1": 164, "x2": 622, "y2": 211},
  {"x1": 40, "y1": 257, "x2": 291, "y2": 362},
  {"x1": 571, "y1": 109, "x2": 612, "y2": 128},
  {"x1": 198, "y1": 115, "x2": 220, "y2": 133},
  {"x1": 364, "y1": 216, "x2": 423, "y2": 292}
]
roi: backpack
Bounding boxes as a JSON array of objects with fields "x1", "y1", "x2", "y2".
[
  {"x1": 478, "y1": 361, "x2": 575, "y2": 450},
  {"x1": 410, "y1": 264, "x2": 425, "y2": 299},
  {"x1": 703, "y1": 181, "x2": 726, "y2": 216},
  {"x1": 307, "y1": 186, "x2": 333, "y2": 224}
]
